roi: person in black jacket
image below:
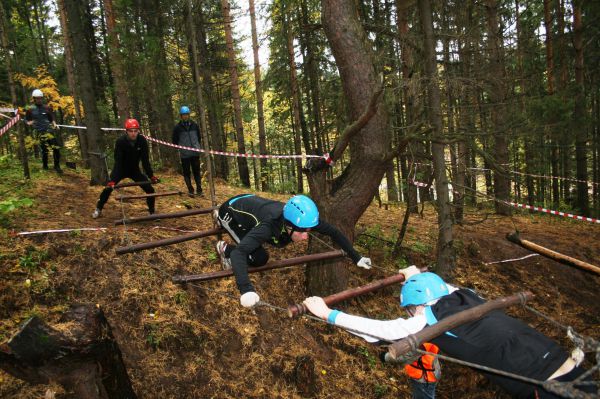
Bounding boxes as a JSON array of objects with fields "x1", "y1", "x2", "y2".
[
  {"x1": 214, "y1": 194, "x2": 373, "y2": 307},
  {"x1": 172, "y1": 106, "x2": 202, "y2": 196},
  {"x1": 92, "y1": 118, "x2": 159, "y2": 218},
  {"x1": 303, "y1": 268, "x2": 597, "y2": 399},
  {"x1": 25, "y1": 89, "x2": 62, "y2": 173}
]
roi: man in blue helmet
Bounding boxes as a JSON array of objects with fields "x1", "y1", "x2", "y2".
[
  {"x1": 172, "y1": 106, "x2": 203, "y2": 196},
  {"x1": 214, "y1": 194, "x2": 372, "y2": 307},
  {"x1": 303, "y1": 268, "x2": 596, "y2": 399}
]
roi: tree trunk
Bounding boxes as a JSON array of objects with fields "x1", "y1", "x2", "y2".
[
  {"x1": 0, "y1": 1, "x2": 29, "y2": 178},
  {"x1": 284, "y1": 12, "x2": 304, "y2": 194},
  {"x1": 221, "y1": 0, "x2": 250, "y2": 187},
  {"x1": 418, "y1": 0, "x2": 455, "y2": 276},
  {"x1": 103, "y1": 0, "x2": 130, "y2": 124},
  {"x1": 57, "y1": 0, "x2": 87, "y2": 167},
  {"x1": 485, "y1": 0, "x2": 511, "y2": 215},
  {"x1": 185, "y1": 0, "x2": 217, "y2": 206},
  {"x1": 573, "y1": 2, "x2": 589, "y2": 214},
  {"x1": 249, "y1": 0, "x2": 268, "y2": 191},
  {"x1": 0, "y1": 304, "x2": 136, "y2": 399},
  {"x1": 304, "y1": 0, "x2": 392, "y2": 296},
  {"x1": 64, "y1": 0, "x2": 108, "y2": 185}
]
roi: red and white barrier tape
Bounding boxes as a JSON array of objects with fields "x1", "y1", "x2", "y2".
[
  {"x1": 0, "y1": 114, "x2": 20, "y2": 138},
  {"x1": 15, "y1": 225, "x2": 199, "y2": 236},
  {"x1": 484, "y1": 254, "x2": 539, "y2": 265},
  {"x1": 410, "y1": 180, "x2": 600, "y2": 224},
  {"x1": 55, "y1": 123, "x2": 327, "y2": 161}
]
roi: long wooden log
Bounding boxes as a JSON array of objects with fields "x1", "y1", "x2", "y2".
[
  {"x1": 114, "y1": 180, "x2": 155, "y2": 189},
  {"x1": 115, "y1": 227, "x2": 224, "y2": 255},
  {"x1": 172, "y1": 250, "x2": 345, "y2": 283},
  {"x1": 289, "y1": 272, "x2": 410, "y2": 318},
  {"x1": 387, "y1": 291, "x2": 533, "y2": 359},
  {"x1": 506, "y1": 232, "x2": 600, "y2": 275},
  {"x1": 0, "y1": 304, "x2": 136, "y2": 399},
  {"x1": 114, "y1": 206, "x2": 219, "y2": 225},
  {"x1": 117, "y1": 190, "x2": 182, "y2": 201}
]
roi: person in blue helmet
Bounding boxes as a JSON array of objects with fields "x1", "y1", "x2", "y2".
[
  {"x1": 214, "y1": 194, "x2": 372, "y2": 307},
  {"x1": 172, "y1": 106, "x2": 203, "y2": 196},
  {"x1": 303, "y1": 268, "x2": 597, "y2": 399}
]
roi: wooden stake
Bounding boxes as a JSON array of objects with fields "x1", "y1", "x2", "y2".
[
  {"x1": 115, "y1": 227, "x2": 224, "y2": 255},
  {"x1": 116, "y1": 190, "x2": 182, "y2": 201},
  {"x1": 114, "y1": 206, "x2": 219, "y2": 225},
  {"x1": 506, "y1": 232, "x2": 600, "y2": 275}
]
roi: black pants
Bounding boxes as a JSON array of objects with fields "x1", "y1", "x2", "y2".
[
  {"x1": 39, "y1": 132, "x2": 61, "y2": 169},
  {"x1": 217, "y1": 203, "x2": 269, "y2": 267},
  {"x1": 181, "y1": 156, "x2": 202, "y2": 192},
  {"x1": 96, "y1": 171, "x2": 155, "y2": 212}
]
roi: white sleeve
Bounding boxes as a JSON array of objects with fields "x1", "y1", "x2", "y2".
[{"x1": 333, "y1": 313, "x2": 427, "y2": 343}]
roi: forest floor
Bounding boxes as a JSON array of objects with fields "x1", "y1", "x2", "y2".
[{"x1": 0, "y1": 158, "x2": 599, "y2": 399}]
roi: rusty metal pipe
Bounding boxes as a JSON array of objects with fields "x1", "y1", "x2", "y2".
[
  {"x1": 115, "y1": 227, "x2": 224, "y2": 255},
  {"x1": 117, "y1": 190, "x2": 182, "y2": 201},
  {"x1": 172, "y1": 250, "x2": 345, "y2": 283},
  {"x1": 288, "y1": 272, "x2": 410, "y2": 318},
  {"x1": 388, "y1": 291, "x2": 534, "y2": 359},
  {"x1": 114, "y1": 206, "x2": 219, "y2": 225}
]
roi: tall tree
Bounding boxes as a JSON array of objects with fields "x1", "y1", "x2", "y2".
[
  {"x1": 304, "y1": 0, "x2": 398, "y2": 295},
  {"x1": 63, "y1": 0, "x2": 108, "y2": 185},
  {"x1": 485, "y1": 0, "x2": 511, "y2": 215},
  {"x1": 249, "y1": 0, "x2": 269, "y2": 191},
  {"x1": 573, "y1": 1, "x2": 589, "y2": 214},
  {"x1": 221, "y1": 0, "x2": 251, "y2": 187},
  {"x1": 418, "y1": 0, "x2": 455, "y2": 276},
  {"x1": 0, "y1": 0, "x2": 29, "y2": 178}
]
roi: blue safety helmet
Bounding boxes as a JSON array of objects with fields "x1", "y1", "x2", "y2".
[
  {"x1": 283, "y1": 195, "x2": 319, "y2": 229},
  {"x1": 400, "y1": 272, "x2": 449, "y2": 307},
  {"x1": 179, "y1": 105, "x2": 190, "y2": 115}
]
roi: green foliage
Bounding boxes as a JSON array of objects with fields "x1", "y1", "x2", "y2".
[
  {"x1": 409, "y1": 240, "x2": 431, "y2": 255},
  {"x1": 18, "y1": 246, "x2": 48, "y2": 272},
  {"x1": 373, "y1": 384, "x2": 389, "y2": 398},
  {"x1": 357, "y1": 346, "x2": 377, "y2": 369},
  {"x1": 0, "y1": 197, "x2": 33, "y2": 214}
]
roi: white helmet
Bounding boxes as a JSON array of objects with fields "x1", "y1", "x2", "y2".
[{"x1": 32, "y1": 89, "x2": 43, "y2": 98}]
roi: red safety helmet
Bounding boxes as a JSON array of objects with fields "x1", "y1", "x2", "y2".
[{"x1": 124, "y1": 118, "x2": 140, "y2": 130}]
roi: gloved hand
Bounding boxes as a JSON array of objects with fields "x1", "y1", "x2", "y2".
[
  {"x1": 302, "y1": 296, "x2": 331, "y2": 320},
  {"x1": 398, "y1": 265, "x2": 420, "y2": 280},
  {"x1": 106, "y1": 181, "x2": 116, "y2": 189},
  {"x1": 150, "y1": 176, "x2": 159, "y2": 184},
  {"x1": 52, "y1": 121, "x2": 58, "y2": 129},
  {"x1": 240, "y1": 291, "x2": 260, "y2": 308},
  {"x1": 357, "y1": 257, "x2": 372, "y2": 269}
]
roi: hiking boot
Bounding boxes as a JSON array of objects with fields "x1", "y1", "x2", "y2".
[
  {"x1": 92, "y1": 208, "x2": 102, "y2": 219},
  {"x1": 216, "y1": 240, "x2": 232, "y2": 270},
  {"x1": 196, "y1": 188, "x2": 203, "y2": 197}
]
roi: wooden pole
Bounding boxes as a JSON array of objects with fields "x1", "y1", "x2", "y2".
[
  {"x1": 506, "y1": 232, "x2": 600, "y2": 275},
  {"x1": 289, "y1": 272, "x2": 409, "y2": 318},
  {"x1": 0, "y1": 304, "x2": 137, "y2": 399},
  {"x1": 115, "y1": 227, "x2": 224, "y2": 255},
  {"x1": 172, "y1": 250, "x2": 345, "y2": 283},
  {"x1": 388, "y1": 291, "x2": 533, "y2": 359},
  {"x1": 114, "y1": 206, "x2": 218, "y2": 225},
  {"x1": 116, "y1": 190, "x2": 182, "y2": 201}
]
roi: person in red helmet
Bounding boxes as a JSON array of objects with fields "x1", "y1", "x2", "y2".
[{"x1": 92, "y1": 119, "x2": 159, "y2": 218}]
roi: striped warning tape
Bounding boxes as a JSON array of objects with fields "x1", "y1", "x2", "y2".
[
  {"x1": 484, "y1": 254, "x2": 539, "y2": 265},
  {"x1": 410, "y1": 180, "x2": 600, "y2": 224},
  {"x1": 0, "y1": 114, "x2": 20, "y2": 138},
  {"x1": 14, "y1": 225, "x2": 198, "y2": 236},
  {"x1": 55, "y1": 123, "x2": 328, "y2": 161}
]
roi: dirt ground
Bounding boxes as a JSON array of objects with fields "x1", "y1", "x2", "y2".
[{"x1": 0, "y1": 166, "x2": 598, "y2": 398}]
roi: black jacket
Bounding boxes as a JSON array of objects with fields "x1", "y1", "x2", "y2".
[
  {"x1": 25, "y1": 104, "x2": 54, "y2": 132},
  {"x1": 172, "y1": 120, "x2": 202, "y2": 159},
  {"x1": 110, "y1": 134, "x2": 154, "y2": 181},
  {"x1": 430, "y1": 289, "x2": 568, "y2": 398},
  {"x1": 224, "y1": 194, "x2": 362, "y2": 293}
]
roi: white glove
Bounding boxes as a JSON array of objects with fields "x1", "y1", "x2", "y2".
[
  {"x1": 240, "y1": 291, "x2": 260, "y2": 308},
  {"x1": 357, "y1": 257, "x2": 372, "y2": 269},
  {"x1": 303, "y1": 296, "x2": 331, "y2": 320},
  {"x1": 399, "y1": 265, "x2": 420, "y2": 280}
]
